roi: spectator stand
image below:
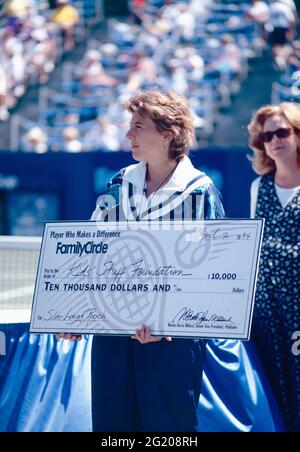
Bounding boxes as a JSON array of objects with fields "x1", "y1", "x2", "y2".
[
  {"x1": 65, "y1": 0, "x2": 105, "y2": 46},
  {"x1": 48, "y1": 0, "x2": 266, "y2": 150},
  {"x1": 270, "y1": 36, "x2": 300, "y2": 103},
  {"x1": 10, "y1": 108, "x2": 125, "y2": 154},
  {"x1": 37, "y1": 85, "x2": 124, "y2": 148},
  {"x1": 0, "y1": 0, "x2": 105, "y2": 125},
  {"x1": 38, "y1": 86, "x2": 108, "y2": 123},
  {"x1": 5, "y1": 0, "x2": 271, "y2": 150},
  {"x1": 0, "y1": 1, "x2": 75, "y2": 122},
  {"x1": 72, "y1": 0, "x2": 104, "y2": 28},
  {"x1": 271, "y1": 77, "x2": 300, "y2": 103}
]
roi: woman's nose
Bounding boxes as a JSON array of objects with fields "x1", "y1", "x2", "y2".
[
  {"x1": 272, "y1": 134, "x2": 281, "y2": 143},
  {"x1": 126, "y1": 128, "x2": 133, "y2": 139}
]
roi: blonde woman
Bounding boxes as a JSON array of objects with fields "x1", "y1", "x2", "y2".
[{"x1": 248, "y1": 102, "x2": 300, "y2": 432}]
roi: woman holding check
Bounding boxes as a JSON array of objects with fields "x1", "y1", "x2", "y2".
[
  {"x1": 58, "y1": 90, "x2": 279, "y2": 432},
  {"x1": 93, "y1": 89, "x2": 224, "y2": 432}
]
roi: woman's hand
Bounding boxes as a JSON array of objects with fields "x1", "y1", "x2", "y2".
[
  {"x1": 56, "y1": 333, "x2": 82, "y2": 342},
  {"x1": 131, "y1": 325, "x2": 172, "y2": 345}
]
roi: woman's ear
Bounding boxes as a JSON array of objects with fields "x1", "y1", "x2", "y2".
[{"x1": 163, "y1": 131, "x2": 173, "y2": 144}]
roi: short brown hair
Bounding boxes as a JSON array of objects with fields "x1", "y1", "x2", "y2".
[
  {"x1": 248, "y1": 102, "x2": 300, "y2": 174},
  {"x1": 126, "y1": 90, "x2": 194, "y2": 162}
]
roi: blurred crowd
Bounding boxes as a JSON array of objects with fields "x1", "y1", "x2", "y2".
[
  {"x1": 0, "y1": 0, "x2": 79, "y2": 121},
  {"x1": 1, "y1": 0, "x2": 299, "y2": 152}
]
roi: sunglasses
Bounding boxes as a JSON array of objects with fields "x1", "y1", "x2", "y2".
[{"x1": 261, "y1": 127, "x2": 292, "y2": 143}]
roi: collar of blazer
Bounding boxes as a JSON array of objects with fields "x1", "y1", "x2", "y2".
[
  {"x1": 122, "y1": 156, "x2": 204, "y2": 193},
  {"x1": 121, "y1": 157, "x2": 211, "y2": 221}
]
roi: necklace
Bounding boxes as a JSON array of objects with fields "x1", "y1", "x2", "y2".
[{"x1": 138, "y1": 163, "x2": 178, "y2": 220}]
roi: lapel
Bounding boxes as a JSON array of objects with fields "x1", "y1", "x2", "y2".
[{"x1": 121, "y1": 157, "x2": 211, "y2": 220}]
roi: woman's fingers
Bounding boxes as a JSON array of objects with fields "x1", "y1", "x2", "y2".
[
  {"x1": 141, "y1": 324, "x2": 147, "y2": 341},
  {"x1": 70, "y1": 335, "x2": 82, "y2": 341},
  {"x1": 141, "y1": 325, "x2": 151, "y2": 342},
  {"x1": 136, "y1": 325, "x2": 146, "y2": 342},
  {"x1": 56, "y1": 333, "x2": 82, "y2": 341},
  {"x1": 56, "y1": 333, "x2": 65, "y2": 340},
  {"x1": 131, "y1": 325, "x2": 145, "y2": 343},
  {"x1": 145, "y1": 326, "x2": 151, "y2": 339},
  {"x1": 131, "y1": 325, "x2": 171, "y2": 344},
  {"x1": 131, "y1": 328, "x2": 141, "y2": 342},
  {"x1": 58, "y1": 328, "x2": 170, "y2": 344}
]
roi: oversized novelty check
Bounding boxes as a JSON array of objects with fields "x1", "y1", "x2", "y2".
[{"x1": 30, "y1": 220, "x2": 264, "y2": 339}]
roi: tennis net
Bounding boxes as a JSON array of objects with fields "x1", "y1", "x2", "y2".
[{"x1": 0, "y1": 236, "x2": 41, "y2": 318}]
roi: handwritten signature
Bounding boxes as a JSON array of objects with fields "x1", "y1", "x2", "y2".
[
  {"x1": 40, "y1": 307, "x2": 106, "y2": 327},
  {"x1": 172, "y1": 307, "x2": 233, "y2": 327}
]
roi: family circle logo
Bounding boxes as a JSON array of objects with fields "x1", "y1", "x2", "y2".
[{"x1": 291, "y1": 331, "x2": 300, "y2": 357}]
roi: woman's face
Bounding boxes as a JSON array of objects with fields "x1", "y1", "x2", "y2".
[
  {"x1": 263, "y1": 115, "x2": 299, "y2": 165},
  {"x1": 126, "y1": 112, "x2": 170, "y2": 163}
]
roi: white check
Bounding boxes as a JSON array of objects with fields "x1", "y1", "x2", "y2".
[{"x1": 30, "y1": 219, "x2": 264, "y2": 339}]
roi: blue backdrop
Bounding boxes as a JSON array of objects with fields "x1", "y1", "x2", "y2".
[
  {"x1": 0, "y1": 322, "x2": 285, "y2": 432},
  {"x1": 0, "y1": 149, "x2": 255, "y2": 236}
]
